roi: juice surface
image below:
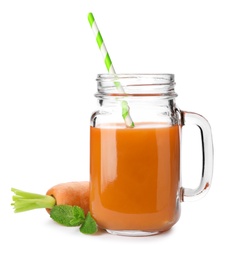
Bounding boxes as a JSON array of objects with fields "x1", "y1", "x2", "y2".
[{"x1": 90, "y1": 123, "x2": 181, "y2": 231}]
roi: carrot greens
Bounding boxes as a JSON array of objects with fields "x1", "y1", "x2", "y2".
[{"x1": 11, "y1": 188, "x2": 56, "y2": 213}]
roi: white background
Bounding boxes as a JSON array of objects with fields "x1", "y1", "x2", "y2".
[{"x1": 0, "y1": 0, "x2": 226, "y2": 259}]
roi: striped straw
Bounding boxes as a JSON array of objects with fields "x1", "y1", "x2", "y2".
[{"x1": 88, "y1": 12, "x2": 134, "y2": 128}]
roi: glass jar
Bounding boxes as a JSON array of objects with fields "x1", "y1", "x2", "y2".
[{"x1": 90, "y1": 74, "x2": 213, "y2": 236}]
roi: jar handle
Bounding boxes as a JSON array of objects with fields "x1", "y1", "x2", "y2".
[{"x1": 181, "y1": 111, "x2": 214, "y2": 202}]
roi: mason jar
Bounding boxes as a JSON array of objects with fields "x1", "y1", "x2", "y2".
[{"x1": 90, "y1": 74, "x2": 213, "y2": 236}]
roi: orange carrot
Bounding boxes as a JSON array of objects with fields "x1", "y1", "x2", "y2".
[
  {"x1": 11, "y1": 181, "x2": 90, "y2": 214},
  {"x1": 46, "y1": 181, "x2": 89, "y2": 214}
]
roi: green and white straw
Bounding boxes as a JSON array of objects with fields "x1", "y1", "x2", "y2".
[{"x1": 88, "y1": 12, "x2": 134, "y2": 128}]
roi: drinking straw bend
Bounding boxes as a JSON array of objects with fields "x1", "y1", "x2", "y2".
[{"x1": 88, "y1": 12, "x2": 134, "y2": 128}]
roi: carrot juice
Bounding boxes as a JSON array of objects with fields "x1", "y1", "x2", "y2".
[{"x1": 90, "y1": 123, "x2": 181, "y2": 233}]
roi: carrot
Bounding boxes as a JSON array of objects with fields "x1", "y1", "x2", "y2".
[
  {"x1": 11, "y1": 181, "x2": 90, "y2": 214},
  {"x1": 46, "y1": 181, "x2": 89, "y2": 214}
]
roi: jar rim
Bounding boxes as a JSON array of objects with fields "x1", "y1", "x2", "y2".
[
  {"x1": 97, "y1": 73, "x2": 175, "y2": 85},
  {"x1": 96, "y1": 73, "x2": 177, "y2": 98}
]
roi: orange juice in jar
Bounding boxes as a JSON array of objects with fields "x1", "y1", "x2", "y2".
[{"x1": 90, "y1": 74, "x2": 213, "y2": 236}]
